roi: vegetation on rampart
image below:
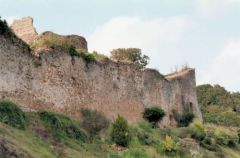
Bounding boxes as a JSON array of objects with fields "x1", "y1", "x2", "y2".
[{"x1": 110, "y1": 48, "x2": 149, "y2": 69}]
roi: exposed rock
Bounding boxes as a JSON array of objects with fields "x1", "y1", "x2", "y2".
[
  {"x1": 0, "y1": 137, "x2": 31, "y2": 158},
  {"x1": 179, "y1": 138, "x2": 201, "y2": 158},
  {"x1": 11, "y1": 17, "x2": 38, "y2": 45}
]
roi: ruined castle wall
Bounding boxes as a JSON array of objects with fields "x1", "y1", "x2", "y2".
[
  {"x1": 11, "y1": 17, "x2": 38, "y2": 45},
  {"x1": 0, "y1": 35, "x2": 201, "y2": 127},
  {"x1": 11, "y1": 17, "x2": 88, "y2": 50}
]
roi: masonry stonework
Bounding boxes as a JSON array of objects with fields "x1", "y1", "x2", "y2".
[
  {"x1": 0, "y1": 17, "x2": 202, "y2": 127},
  {"x1": 11, "y1": 17, "x2": 38, "y2": 45}
]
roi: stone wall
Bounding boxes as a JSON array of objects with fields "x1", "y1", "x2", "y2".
[
  {"x1": 11, "y1": 17, "x2": 38, "y2": 45},
  {"x1": 11, "y1": 17, "x2": 88, "y2": 50},
  {"x1": 0, "y1": 32, "x2": 202, "y2": 126},
  {"x1": 36, "y1": 31, "x2": 88, "y2": 50}
]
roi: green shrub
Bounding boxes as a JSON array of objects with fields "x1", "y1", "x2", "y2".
[
  {"x1": 68, "y1": 45, "x2": 79, "y2": 56},
  {"x1": 135, "y1": 129, "x2": 154, "y2": 146},
  {"x1": 0, "y1": 17, "x2": 11, "y2": 36},
  {"x1": 80, "y1": 108, "x2": 109, "y2": 140},
  {"x1": 136, "y1": 131, "x2": 154, "y2": 146},
  {"x1": 200, "y1": 136, "x2": 219, "y2": 151},
  {"x1": 173, "y1": 111, "x2": 195, "y2": 127},
  {"x1": 38, "y1": 111, "x2": 87, "y2": 142},
  {"x1": 123, "y1": 148, "x2": 151, "y2": 158},
  {"x1": 143, "y1": 107, "x2": 165, "y2": 127},
  {"x1": 81, "y1": 52, "x2": 95, "y2": 63},
  {"x1": 75, "y1": 49, "x2": 96, "y2": 63},
  {"x1": 110, "y1": 115, "x2": 131, "y2": 147},
  {"x1": 137, "y1": 121, "x2": 154, "y2": 133},
  {"x1": 130, "y1": 121, "x2": 158, "y2": 146},
  {"x1": 214, "y1": 127, "x2": 238, "y2": 147},
  {"x1": 69, "y1": 47, "x2": 97, "y2": 64},
  {"x1": 92, "y1": 51, "x2": 109, "y2": 63},
  {"x1": 0, "y1": 100, "x2": 26, "y2": 129},
  {"x1": 189, "y1": 120, "x2": 206, "y2": 141}
]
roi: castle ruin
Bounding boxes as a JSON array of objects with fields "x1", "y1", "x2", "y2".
[{"x1": 0, "y1": 17, "x2": 202, "y2": 127}]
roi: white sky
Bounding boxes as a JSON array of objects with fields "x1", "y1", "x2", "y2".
[{"x1": 1, "y1": 0, "x2": 240, "y2": 91}]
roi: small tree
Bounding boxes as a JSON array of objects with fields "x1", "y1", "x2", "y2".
[
  {"x1": 110, "y1": 115, "x2": 131, "y2": 147},
  {"x1": 143, "y1": 107, "x2": 165, "y2": 127},
  {"x1": 81, "y1": 108, "x2": 109, "y2": 140},
  {"x1": 110, "y1": 48, "x2": 149, "y2": 69}
]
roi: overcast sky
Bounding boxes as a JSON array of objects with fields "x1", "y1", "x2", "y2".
[{"x1": 1, "y1": 0, "x2": 240, "y2": 91}]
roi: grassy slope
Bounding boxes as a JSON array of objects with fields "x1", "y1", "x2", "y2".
[
  {"x1": 0, "y1": 112, "x2": 239, "y2": 158},
  {"x1": 0, "y1": 113, "x2": 110, "y2": 158},
  {"x1": 0, "y1": 123, "x2": 57, "y2": 158},
  {"x1": 222, "y1": 148, "x2": 240, "y2": 158}
]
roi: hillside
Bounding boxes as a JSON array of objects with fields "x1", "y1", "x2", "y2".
[
  {"x1": 197, "y1": 84, "x2": 240, "y2": 127},
  {"x1": 0, "y1": 100, "x2": 239, "y2": 158},
  {"x1": 1, "y1": 16, "x2": 240, "y2": 158}
]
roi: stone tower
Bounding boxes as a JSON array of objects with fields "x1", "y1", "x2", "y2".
[{"x1": 11, "y1": 17, "x2": 38, "y2": 45}]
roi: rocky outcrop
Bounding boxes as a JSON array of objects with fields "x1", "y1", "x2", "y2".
[
  {"x1": 0, "y1": 18, "x2": 202, "y2": 127},
  {"x1": 179, "y1": 138, "x2": 201, "y2": 157},
  {"x1": 0, "y1": 137, "x2": 31, "y2": 158}
]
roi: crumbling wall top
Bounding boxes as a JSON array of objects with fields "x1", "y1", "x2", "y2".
[
  {"x1": 11, "y1": 17, "x2": 88, "y2": 51},
  {"x1": 11, "y1": 17, "x2": 38, "y2": 45},
  {"x1": 165, "y1": 68, "x2": 195, "y2": 80}
]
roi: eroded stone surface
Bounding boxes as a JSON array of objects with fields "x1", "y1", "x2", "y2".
[
  {"x1": 36, "y1": 31, "x2": 88, "y2": 50},
  {"x1": 0, "y1": 19, "x2": 202, "y2": 127},
  {"x1": 11, "y1": 17, "x2": 38, "y2": 45},
  {"x1": 11, "y1": 17, "x2": 88, "y2": 50}
]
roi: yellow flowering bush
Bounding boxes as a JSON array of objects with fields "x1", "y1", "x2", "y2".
[{"x1": 162, "y1": 135, "x2": 178, "y2": 154}]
